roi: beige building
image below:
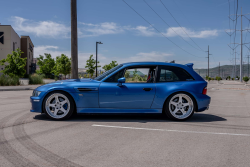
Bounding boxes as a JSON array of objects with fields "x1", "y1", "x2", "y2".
[{"x1": 0, "y1": 25, "x2": 35, "y2": 75}]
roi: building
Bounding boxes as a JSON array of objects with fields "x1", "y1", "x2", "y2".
[
  {"x1": 21, "y1": 36, "x2": 35, "y2": 74},
  {"x1": 0, "y1": 25, "x2": 35, "y2": 75}
]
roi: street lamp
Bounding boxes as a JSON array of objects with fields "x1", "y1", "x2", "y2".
[{"x1": 96, "y1": 41, "x2": 103, "y2": 77}]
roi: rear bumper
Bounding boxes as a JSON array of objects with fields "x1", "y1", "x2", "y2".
[{"x1": 195, "y1": 94, "x2": 211, "y2": 112}]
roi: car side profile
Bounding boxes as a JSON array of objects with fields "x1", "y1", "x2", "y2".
[{"x1": 30, "y1": 62, "x2": 210, "y2": 121}]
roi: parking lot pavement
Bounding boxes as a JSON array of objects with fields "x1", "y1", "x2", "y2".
[{"x1": 0, "y1": 84, "x2": 250, "y2": 167}]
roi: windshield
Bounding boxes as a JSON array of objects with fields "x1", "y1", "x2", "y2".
[{"x1": 94, "y1": 64, "x2": 123, "y2": 81}]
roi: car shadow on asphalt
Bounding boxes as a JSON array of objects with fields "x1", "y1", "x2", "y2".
[{"x1": 33, "y1": 113, "x2": 226, "y2": 123}]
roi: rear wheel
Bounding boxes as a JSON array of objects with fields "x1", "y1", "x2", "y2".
[
  {"x1": 164, "y1": 93, "x2": 195, "y2": 121},
  {"x1": 43, "y1": 91, "x2": 74, "y2": 120}
]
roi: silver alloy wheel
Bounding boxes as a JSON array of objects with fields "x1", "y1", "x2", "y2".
[
  {"x1": 45, "y1": 93, "x2": 70, "y2": 119},
  {"x1": 168, "y1": 93, "x2": 194, "y2": 119}
]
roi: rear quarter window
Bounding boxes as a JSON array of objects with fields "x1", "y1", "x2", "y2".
[{"x1": 157, "y1": 66, "x2": 194, "y2": 82}]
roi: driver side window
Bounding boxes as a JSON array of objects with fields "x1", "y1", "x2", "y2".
[{"x1": 104, "y1": 69, "x2": 124, "y2": 83}]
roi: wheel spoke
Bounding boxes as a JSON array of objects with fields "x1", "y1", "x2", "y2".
[
  {"x1": 60, "y1": 108, "x2": 67, "y2": 114},
  {"x1": 55, "y1": 96, "x2": 59, "y2": 103},
  {"x1": 170, "y1": 101, "x2": 178, "y2": 107},
  {"x1": 61, "y1": 100, "x2": 68, "y2": 106},
  {"x1": 172, "y1": 108, "x2": 179, "y2": 114},
  {"x1": 49, "y1": 103, "x2": 55, "y2": 107},
  {"x1": 180, "y1": 109, "x2": 186, "y2": 115},
  {"x1": 182, "y1": 103, "x2": 189, "y2": 107},
  {"x1": 54, "y1": 109, "x2": 59, "y2": 116},
  {"x1": 178, "y1": 96, "x2": 182, "y2": 103}
]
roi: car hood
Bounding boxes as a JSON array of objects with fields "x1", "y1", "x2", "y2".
[{"x1": 36, "y1": 78, "x2": 101, "y2": 92}]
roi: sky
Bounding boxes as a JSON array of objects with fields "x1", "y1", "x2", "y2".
[{"x1": 1, "y1": 0, "x2": 250, "y2": 69}]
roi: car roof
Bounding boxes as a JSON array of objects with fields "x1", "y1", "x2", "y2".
[{"x1": 121, "y1": 62, "x2": 189, "y2": 69}]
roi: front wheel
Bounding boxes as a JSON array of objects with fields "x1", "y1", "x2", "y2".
[
  {"x1": 43, "y1": 91, "x2": 75, "y2": 120},
  {"x1": 164, "y1": 93, "x2": 195, "y2": 121}
]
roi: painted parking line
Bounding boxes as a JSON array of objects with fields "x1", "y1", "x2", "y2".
[
  {"x1": 210, "y1": 105, "x2": 247, "y2": 108},
  {"x1": 92, "y1": 124, "x2": 250, "y2": 137}
]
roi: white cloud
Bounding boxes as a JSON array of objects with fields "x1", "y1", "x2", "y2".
[
  {"x1": 134, "y1": 51, "x2": 172, "y2": 61},
  {"x1": 11, "y1": 16, "x2": 218, "y2": 39},
  {"x1": 164, "y1": 27, "x2": 218, "y2": 38},
  {"x1": 12, "y1": 16, "x2": 70, "y2": 38},
  {"x1": 128, "y1": 26, "x2": 156, "y2": 37},
  {"x1": 80, "y1": 22, "x2": 124, "y2": 37},
  {"x1": 110, "y1": 51, "x2": 173, "y2": 64}
]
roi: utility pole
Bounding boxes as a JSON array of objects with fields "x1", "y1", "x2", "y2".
[
  {"x1": 246, "y1": 55, "x2": 250, "y2": 77},
  {"x1": 219, "y1": 62, "x2": 220, "y2": 77},
  {"x1": 226, "y1": 7, "x2": 250, "y2": 82},
  {"x1": 206, "y1": 45, "x2": 212, "y2": 77},
  {"x1": 240, "y1": 7, "x2": 243, "y2": 82},
  {"x1": 96, "y1": 41, "x2": 103, "y2": 77},
  {"x1": 71, "y1": 0, "x2": 78, "y2": 79},
  {"x1": 235, "y1": 51, "x2": 237, "y2": 78}
]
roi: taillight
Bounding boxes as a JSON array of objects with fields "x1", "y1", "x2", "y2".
[{"x1": 202, "y1": 87, "x2": 207, "y2": 95}]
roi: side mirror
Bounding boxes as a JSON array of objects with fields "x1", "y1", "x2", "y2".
[{"x1": 117, "y1": 77, "x2": 125, "y2": 86}]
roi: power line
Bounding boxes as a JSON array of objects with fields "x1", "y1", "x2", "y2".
[
  {"x1": 244, "y1": 20, "x2": 250, "y2": 43},
  {"x1": 160, "y1": 0, "x2": 205, "y2": 52},
  {"x1": 143, "y1": 0, "x2": 203, "y2": 52},
  {"x1": 122, "y1": 0, "x2": 203, "y2": 58},
  {"x1": 233, "y1": 0, "x2": 238, "y2": 45}
]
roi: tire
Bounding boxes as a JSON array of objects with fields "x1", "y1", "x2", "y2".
[
  {"x1": 163, "y1": 93, "x2": 196, "y2": 121},
  {"x1": 42, "y1": 91, "x2": 75, "y2": 120}
]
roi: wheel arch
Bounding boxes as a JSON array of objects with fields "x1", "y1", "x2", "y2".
[
  {"x1": 41, "y1": 90, "x2": 77, "y2": 114},
  {"x1": 162, "y1": 91, "x2": 198, "y2": 114}
]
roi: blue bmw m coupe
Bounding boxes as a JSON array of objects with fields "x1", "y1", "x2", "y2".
[{"x1": 30, "y1": 62, "x2": 210, "y2": 121}]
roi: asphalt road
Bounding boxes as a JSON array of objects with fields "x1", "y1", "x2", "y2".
[{"x1": 0, "y1": 82, "x2": 250, "y2": 167}]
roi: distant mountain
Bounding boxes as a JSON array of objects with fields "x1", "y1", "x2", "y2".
[
  {"x1": 194, "y1": 64, "x2": 250, "y2": 78},
  {"x1": 128, "y1": 71, "x2": 146, "y2": 77}
]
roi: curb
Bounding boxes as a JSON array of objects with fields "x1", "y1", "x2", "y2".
[{"x1": 0, "y1": 88, "x2": 35, "y2": 91}]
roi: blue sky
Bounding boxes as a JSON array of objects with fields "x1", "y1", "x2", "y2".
[{"x1": 1, "y1": 0, "x2": 250, "y2": 69}]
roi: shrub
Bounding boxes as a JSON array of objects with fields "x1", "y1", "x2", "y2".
[
  {"x1": 0, "y1": 75, "x2": 20, "y2": 86},
  {"x1": 29, "y1": 74, "x2": 44, "y2": 84},
  {"x1": 232, "y1": 78, "x2": 234, "y2": 80},
  {"x1": 208, "y1": 77, "x2": 211, "y2": 81},
  {"x1": 243, "y1": 76, "x2": 249, "y2": 83},
  {"x1": 215, "y1": 76, "x2": 222, "y2": 81},
  {"x1": 211, "y1": 78, "x2": 214, "y2": 80}
]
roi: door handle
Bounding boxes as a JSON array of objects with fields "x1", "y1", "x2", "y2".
[{"x1": 143, "y1": 88, "x2": 152, "y2": 91}]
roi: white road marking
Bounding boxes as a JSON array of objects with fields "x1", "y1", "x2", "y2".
[
  {"x1": 92, "y1": 124, "x2": 250, "y2": 137},
  {"x1": 210, "y1": 105, "x2": 247, "y2": 108}
]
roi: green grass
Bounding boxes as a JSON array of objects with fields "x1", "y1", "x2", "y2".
[
  {"x1": 0, "y1": 75, "x2": 20, "y2": 86},
  {"x1": 29, "y1": 74, "x2": 44, "y2": 85}
]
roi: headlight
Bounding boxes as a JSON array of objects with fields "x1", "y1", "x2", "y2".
[{"x1": 32, "y1": 90, "x2": 41, "y2": 97}]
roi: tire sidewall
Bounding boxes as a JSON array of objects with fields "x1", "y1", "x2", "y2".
[
  {"x1": 42, "y1": 91, "x2": 75, "y2": 120},
  {"x1": 164, "y1": 92, "x2": 196, "y2": 121}
]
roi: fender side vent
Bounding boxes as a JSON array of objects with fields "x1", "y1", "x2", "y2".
[{"x1": 77, "y1": 88, "x2": 93, "y2": 92}]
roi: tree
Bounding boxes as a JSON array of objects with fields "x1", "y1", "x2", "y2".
[
  {"x1": 85, "y1": 55, "x2": 100, "y2": 77},
  {"x1": 36, "y1": 53, "x2": 55, "y2": 78},
  {"x1": 243, "y1": 76, "x2": 249, "y2": 83},
  {"x1": 0, "y1": 48, "x2": 27, "y2": 77},
  {"x1": 124, "y1": 71, "x2": 130, "y2": 79},
  {"x1": 102, "y1": 61, "x2": 118, "y2": 71},
  {"x1": 53, "y1": 54, "x2": 71, "y2": 79}
]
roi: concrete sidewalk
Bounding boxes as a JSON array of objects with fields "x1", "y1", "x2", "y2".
[{"x1": 0, "y1": 85, "x2": 41, "y2": 91}]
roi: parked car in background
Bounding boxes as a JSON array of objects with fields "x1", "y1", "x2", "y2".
[{"x1": 30, "y1": 62, "x2": 210, "y2": 121}]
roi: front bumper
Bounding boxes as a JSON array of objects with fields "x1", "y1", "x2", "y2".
[{"x1": 30, "y1": 92, "x2": 46, "y2": 113}]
